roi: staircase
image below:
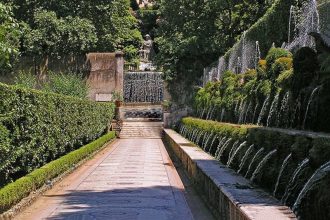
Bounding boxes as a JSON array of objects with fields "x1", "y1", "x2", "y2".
[{"x1": 119, "y1": 121, "x2": 163, "y2": 139}]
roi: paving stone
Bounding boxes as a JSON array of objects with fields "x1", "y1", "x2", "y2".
[{"x1": 14, "y1": 138, "x2": 193, "y2": 220}]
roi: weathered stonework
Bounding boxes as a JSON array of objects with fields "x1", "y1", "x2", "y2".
[
  {"x1": 163, "y1": 129, "x2": 297, "y2": 220},
  {"x1": 86, "y1": 52, "x2": 124, "y2": 101}
]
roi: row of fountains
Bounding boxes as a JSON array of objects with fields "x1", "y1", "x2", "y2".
[
  {"x1": 124, "y1": 72, "x2": 164, "y2": 103},
  {"x1": 196, "y1": 85, "x2": 321, "y2": 130},
  {"x1": 178, "y1": 124, "x2": 330, "y2": 218},
  {"x1": 202, "y1": 0, "x2": 321, "y2": 86}
]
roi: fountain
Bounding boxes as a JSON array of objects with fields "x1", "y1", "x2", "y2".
[
  {"x1": 273, "y1": 153, "x2": 292, "y2": 196},
  {"x1": 250, "y1": 149, "x2": 277, "y2": 182},
  {"x1": 216, "y1": 138, "x2": 232, "y2": 160},
  {"x1": 282, "y1": 158, "x2": 310, "y2": 203},
  {"x1": 303, "y1": 85, "x2": 322, "y2": 129},
  {"x1": 227, "y1": 141, "x2": 247, "y2": 168},
  {"x1": 267, "y1": 93, "x2": 280, "y2": 127},
  {"x1": 286, "y1": 0, "x2": 320, "y2": 51},
  {"x1": 245, "y1": 147, "x2": 265, "y2": 178},
  {"x1": 293, "y1": 160, "x2": 330, "y2": 213},
  {"x1": 238, "y1": 144, "x2": 255, "y2": 174},
  {"x1": 257, "y1": 95, "x2": 270, "y2": 125},
  {"x1": 124, "y1": 72, "x2": 164, "y2": 103}
]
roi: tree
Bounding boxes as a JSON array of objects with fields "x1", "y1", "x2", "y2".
[
  {"x1": 6, "y1": 0, "x2": 143, "y2": 60},
  {"x1": 0, "y1": 3, "x2": 20, "y2": 73},
  {"x1": 155, "y1": 0, "x2": 272, "y2": 104}
]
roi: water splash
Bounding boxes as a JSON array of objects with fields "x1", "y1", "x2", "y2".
[
  {"x1": 282, "y1": 158, "x2": 310, "y2": 203},
  {"x1": 303, "y1": 85, "x2": 322, "y2": 129},
  {"x1": 267, "y1": 93, "x2": 280, "y2": 127},
  {"x1": 255, "y1": 41, "x2": 261, "y2": 69},
  {"x1": 273, "y1": 153, "x2": 292, "y2": 196},
  {"x1": 227, "y1": 141, "x2": 247, "y2": 168},
  {"x1": 293, "y1": 160, "x2": 330, "y2": 213},
  {"x1": 203, "y1": 133, "x2": 214, "y2": 151},
  {"x1": 227, "y1": 141, "x2": 240, "y2": 161},
  {"x1": 245, "y1": 147, "x2": 265, "y2": 178},
  {"x1": 124, "y1": 72, "x2": 164, "y2": 103},
  {"x1": 214, "y1": 137, "x2": 227, "y2": 158},
  {"x1": 257, "y1": 95, "x2": 270, "y2": 125},
  {"x1": 208, "y1": 135, "x2": 219, "y2": 153},
  {"x1": 216, "y1": 138, "x2": 233, "y2": 160},
  {"x1": 238, "y1": 144, "x2": 255, "y2": 174},
  {"x1": 278, "y1": 91, "x2": 291, "y2": 127},
  {"x1": 251, "y1": 149, "x2": 277, "y2": 182},
  {"x1": 286, "y1": 0, "x2": 320, "y2": 51}
]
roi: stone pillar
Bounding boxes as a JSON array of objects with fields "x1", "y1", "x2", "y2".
[{"x1": 115, "y1": 51, "x2": 124, "y2": 94}]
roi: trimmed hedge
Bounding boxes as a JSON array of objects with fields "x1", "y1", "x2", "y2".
[
  {"x1": 0, "y1": 132, "x2": 115, "y2": 213},
  {"x1": 179, "y1": 117, "x2": 330, "y2": 219},
  {"x1": 0, "y1": 82, "x2": 115, "y2": 185}
]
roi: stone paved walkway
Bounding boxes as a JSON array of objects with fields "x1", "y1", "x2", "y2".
[{"x1": 14, "y1": 139, "x2": 194, "y2": 220}]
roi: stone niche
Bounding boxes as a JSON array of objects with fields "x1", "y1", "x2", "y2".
[{"x1": 86, "y1": 52, "x2": 124, "y2": 101}]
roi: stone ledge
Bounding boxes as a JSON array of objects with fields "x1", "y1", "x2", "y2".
[{"x1": 163, "y1": 129, "x2": 297, "y2": 220}]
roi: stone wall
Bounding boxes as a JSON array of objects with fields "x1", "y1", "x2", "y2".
[
  {"x1": 163, "y1": 129, "x2": 296, "y2": 220},
  {"x1": 86, "y1": 52, "x2": 124, "y2": 101}
]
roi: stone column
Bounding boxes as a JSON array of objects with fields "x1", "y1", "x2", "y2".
[{"x1": 115, "y1": 51, "x2": 124, "y2": 94}]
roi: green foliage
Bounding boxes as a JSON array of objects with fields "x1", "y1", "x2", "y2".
[
  {"x1": 181, "y1": 117, "x2": 251, "y2": 141},
  {"x1": 42, "y1": 72, "x2": 88, "y2": 99},
  {"x1": 0, "y1": 132, "x2": 115, "y2": 213},
  {"x1": 0, "y1": 83, "x2": 115, "y2": 186},
  {"x1": 21, "y1": 10, "x2": 97, "y2": 57},
  {"x1": 266, "y1": 48, "x2": 293, "y2": 71},
  {"x1": 179, "y1": 116, "x2": 330, "y2": 207},
  {"x1": 276, "y1": 69, "x2": 294, "y2": 90},
  {"x1": 137, "y1": 9, "x2": 158, "y2": 38},
  {"x1": 156, "y1": 0, "x2": 273, "y2": 104},
  {"x1": 0, "y1": 3, "x2": 20, "y2": 72},
  {"x1": 5, "y1": 0, "x2": 143, "y2": 63},
  {"x1": 14, "y1": 71, "x2": 37, "y2": 89}
]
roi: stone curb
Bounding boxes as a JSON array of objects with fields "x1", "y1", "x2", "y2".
[{"x1": 163, "y1": 129, "x2": 297, "y2": 220}]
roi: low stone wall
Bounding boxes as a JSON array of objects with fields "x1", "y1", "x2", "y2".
[{"x1": 163, "y1": 129, "x2": 296, "y2": 220}]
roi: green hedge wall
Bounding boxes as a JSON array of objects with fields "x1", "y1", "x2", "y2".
[
  {"x1": 0, "y1": 83, "x2": 115, "y2": 186},
  {"x1": 179, "y1": 117, "x2": 330, "y2": 219},
  {"x1": 0, "y1": 132, "x2": 116, "y2": 213}
]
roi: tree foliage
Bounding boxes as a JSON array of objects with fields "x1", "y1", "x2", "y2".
[
  {"x1": 3, "y1": 0, "x2": 142, "y2": 66},
  {"x1": 0, "y1": 3, "x2": 20, "y2": 72},
  {"x1": 156, "y1": 0, "x2": 273, "y2": 104}
]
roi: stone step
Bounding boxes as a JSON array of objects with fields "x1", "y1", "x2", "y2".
[{"x1": 119, "y1": 121, "x2": 163, "y2": 138}]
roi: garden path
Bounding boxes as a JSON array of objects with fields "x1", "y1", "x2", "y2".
[{"x1": 14, "y1": 137, "x2": 213, "y2": 220}]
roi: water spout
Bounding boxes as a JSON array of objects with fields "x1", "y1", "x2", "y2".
[
  {"x1": 251, "y1": 149, "x2": 277, "y2": 182},
  {"x1": 273, "y1": 153, "x2": 292, "y2": 196},
  {"x1": 293, "y1": 160, "x2": 330, "y2": 213},
  {"x1": 282, "y1": 158, "x2": 310, "y2": 203}
]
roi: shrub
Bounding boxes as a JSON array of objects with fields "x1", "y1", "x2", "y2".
[
  {"x1": 0, "y1": 132, "x2": 115, "y2": 213},
  {"x1": 0, "y1": 83, "x2": 115, "y2": 186},
  {"x1": 271, "y1": 57, "x2": 293, "y2": 78},
  {"x1": 14, "y1": 71, "x2": 38, "y2": 89},
  {"x1": 265, "y1": 48, "x2": 292, "y2": 70},
  {"x1": 276, "y1": 69, "x2": 294, "y2": 89},
  {"x1": 42, "y1": 72, "x2": 88, "y2": 99}
]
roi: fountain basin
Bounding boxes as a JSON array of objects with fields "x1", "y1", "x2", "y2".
[{"x1": 163, "y1": 129, "x2": 296, "y2": 220}]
